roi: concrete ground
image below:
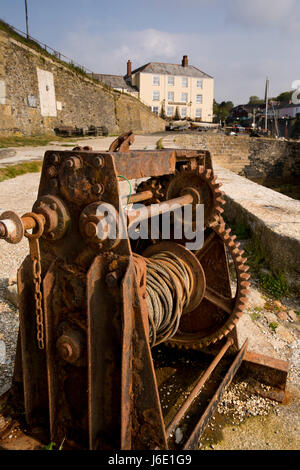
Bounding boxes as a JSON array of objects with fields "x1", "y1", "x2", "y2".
[
  {"x1": 0, "y1": 134, "x2": 299, "y2": 450},
  {"x1": 0, "y1": 134, "x2": 163, "y2": 167}
]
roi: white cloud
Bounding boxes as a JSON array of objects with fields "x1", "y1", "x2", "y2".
[{"x1": 60, "y1": 24, "x2": 299, "y2": 105}]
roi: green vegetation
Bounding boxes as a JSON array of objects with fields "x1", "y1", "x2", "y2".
[
  {"x1": 248, "y1": 96, "x2": 264, "y2": 105},
  {"x1": 247, "y1": 91, "x2": 293, "y2": 105},
  {"x1": 0, "y1": 135, "x2": 64, "y2": 148},
  {"x1": 296, "y1": 311, "x2": 300, "y2": 320},
  {"x1": 160, "y1": 105, "x2": 166, "y2": 120},
  {"x1": 269, "y1": 322, "x2": 279, "y2": 332},
  {"x1": 174, "y1": 106, "x2": 181, "y2": 121},
  {"x1": 44, "y1": 442, "x2": 56, "y2": 450},
  {"x1": 244, "y1": 237, "x2": 290, "y2": 299},
  {"x1": 250, "y1": 308, "x2": 262, "y2": 322},
  {"x1": 259, "y1": 272, "x2": 290, "y2": 299},
  {"x1": 276, "y1": 91, "x2": 293, "y2": 102},
  {"x1": 156, "y1": 138, "x2": 164, "y2": 150},
  {"x1": 213, "y1": 100, "x2": 234, "y2": 122},
  {"x1": 0, "y1": 161, "x2": 42, "y2": 183}
]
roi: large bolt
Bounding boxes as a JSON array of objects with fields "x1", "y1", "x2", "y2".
[
  {"x1": 84, "y1": 221, "x2": 97, "y2": 238},
  {"x1": 92, "y1": 183, "x2": 104, "y2": 195},
  {"x1": 65, "y1": 156, "x2": 82, "y2": 169},
  {"x1": 56, "y1": 332, "x2": 82, "y2": 364},
  {"x1": 49, "y1": 153, "x2": 60, "y2": 165}
]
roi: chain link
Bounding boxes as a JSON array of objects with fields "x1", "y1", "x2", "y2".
[{"x1": 28, "y1": 237, "x2": 45, "y2": 350}]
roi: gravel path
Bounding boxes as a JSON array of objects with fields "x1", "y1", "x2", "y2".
[{"x1": 0, "y1": 173, "x2": 39, "y2": 392}]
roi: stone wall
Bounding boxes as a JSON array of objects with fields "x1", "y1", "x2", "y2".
[
  {"x1": 215, "y1": 164, "x2": 300, "y2": 289},
  {"x1": 175, "y1": 133, "x2": 300, "y2": 186},
  {"x1": 0, "y1": 29, "x2": 165, "y2": 136}
]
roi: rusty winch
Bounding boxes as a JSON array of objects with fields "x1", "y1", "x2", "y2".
[{"x1": 0, "y1": 133, "x2": 289, "y2": 450}]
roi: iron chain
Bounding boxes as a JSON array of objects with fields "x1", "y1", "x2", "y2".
[{"x1": 28, "y1": 238, "x2": 45, "y2": 350}]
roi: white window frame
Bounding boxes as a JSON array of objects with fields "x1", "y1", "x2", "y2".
[
  {"x1": 181, "y1": 107, "x2": 187, "y2": 118},
  {"x1": 196, "y1": 94, "x2": 203, "y2": 104},
  {"x1": 168, "y1": 76, "x2": 174, "y2": 86},
  {"x1": 181, "y1": 77, "x2": 188, "y2": 87},
  {"x1": 197, "y1": 79, "x2": 203, "y2": 89},
  {"x1": 168, "y1": 91, "x2": 174, "y2": 102},
  {"x1": 153, "y1": 75, "x2": 160, "y2": 86},
  {"x1": 153, "y1": 90, "x2": 160, "y2": 101},
  {"x1": 167, "y1": 106, "x2": 174, "y2": 117},
  {"x1": 196, "y1": 108, "x2": 202, "y2": 118},
  {"x1": 181, "y1": 92, "x2": 188, "y2": 103},
  {"x1": 151, "y1": 106, "x2": 159, "y2": 115}
]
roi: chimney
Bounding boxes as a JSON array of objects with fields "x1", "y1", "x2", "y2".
[
  {"x1": 182, "y1": 55, "x2": 188, "y2": 67},
  {"x1": 127, "y1": 59, "x2": 132, "y2": 76}
]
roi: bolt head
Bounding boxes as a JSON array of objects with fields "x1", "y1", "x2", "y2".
[
  {"x1": 92, "y1": 183, "x2": 104, "y2": 195},
  {"x1": 49, "y1": 154, "x2": 60, "y2": 164},
  {"x1": 84, "y1": 221, "x2": 97, "y2": 238},
  {"x1": 65, "y1": 158, "x2": 74, "y2": 168}
]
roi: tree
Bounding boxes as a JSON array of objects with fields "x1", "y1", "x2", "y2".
[
  {"x1": 248, "y1": 96, "x2": 264, "y2": 104},
  {"x1": 174, "y1": 106, "x2": 180, "y2": 120},
  {"x1": 276, "y1": 91, "x2": 293, "y2": 103},
  {"x1": 160, "y1": 104, "x2": 166, "y2": 119},
  {"x1": 213, "y1": 100, "x2": 234, "y2": 122}
]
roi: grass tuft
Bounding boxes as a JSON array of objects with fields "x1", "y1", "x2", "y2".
[
  {"x1": 0, "y1": 161, "x2": 42, "y2": 183},
  {"x1": 156, "y1": 138, "x2": 164, "y2": 150}
]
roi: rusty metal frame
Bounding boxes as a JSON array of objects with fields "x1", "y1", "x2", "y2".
[{"x1": 0, "y1": 142, "x2": 290, "y2": 451}]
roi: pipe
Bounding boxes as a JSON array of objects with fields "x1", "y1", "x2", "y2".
[
  {"x1": 122, "y1": 190, "x2": 153, "y2": 204},
  {"x1": 127, "y1": 193, "x2": 193, "y2": 228}
]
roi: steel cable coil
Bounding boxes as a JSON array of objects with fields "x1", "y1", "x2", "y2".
[{"x1": 143, "y1": 251, "x2": 193, "y2": 347}]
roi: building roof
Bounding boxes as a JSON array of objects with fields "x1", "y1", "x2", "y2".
[
  {"x1": 131, "y1": 62, "x2": 213, "y2": 79},
  {"x1": 91, "y1": 74, "x2": 138, "y2": 93}
]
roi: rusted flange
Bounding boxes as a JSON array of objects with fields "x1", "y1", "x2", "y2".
[
  {"x1": 33, "y1": 195, "x2": 70, "y2": 240},
  {"x1": 0, "y1": 211, "x2": 24, "y2": 244}
]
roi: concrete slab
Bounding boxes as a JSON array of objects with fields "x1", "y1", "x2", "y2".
[{"x1": 215, "y1": 165, "x2": 300, "y2": 288}]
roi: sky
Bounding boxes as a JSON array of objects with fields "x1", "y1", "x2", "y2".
[{"x1": 1, "y1": 0, "x2": 299, "y2": 105}]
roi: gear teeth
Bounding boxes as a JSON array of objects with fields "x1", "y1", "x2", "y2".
[
  {"x1": 241, "y1": 281, "x2": 250, "y2": 288},
  {"x1": 240, "y1": 273, "x2": 251, "y2": 280},
  {"x1": 167, "y1": 211, "x2": 251, "y2": 352},
  {"x1": 198, "y1": 165, "x2": 205, "y2": 174},
  {"x1": 241, "y1": 289, "x2": 250, "y2": 296},
  {"x1": 216, "y1": 197, "x2": 226, "y2": 205}
]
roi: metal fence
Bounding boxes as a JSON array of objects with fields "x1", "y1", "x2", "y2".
[{"x1": 3, "y1": 20, "x2": 97, "y2": 79}]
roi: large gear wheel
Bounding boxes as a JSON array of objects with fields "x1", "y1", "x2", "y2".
[
  {"x1": 137, "y1": 165, "x2": 226, "y2": 228},
  {"x1": 165, "y1": 165, "x2": 226, "y2": 227},
  {"x1": 167, "y1": 218, "x2": 250, "y2": 350}
]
